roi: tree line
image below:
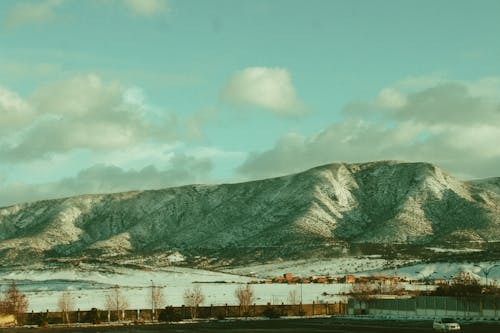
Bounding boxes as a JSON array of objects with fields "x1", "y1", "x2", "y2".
[{"x1": 0, "y1": 281, "x2": 268, "y2": 326}]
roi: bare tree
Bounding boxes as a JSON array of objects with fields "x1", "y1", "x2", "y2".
[
  {"x1": 105, "y1": 285, "x2": 129, "y2": 322},
  {"x1": 0, "y1": 281, "x2": 29, "y2": 324},
  {"x1": 57, "y1": 291, "x2": 75, "y2": 325},
  {"x1": 288, "y1": 289, "x2": 298, "y2": 305},
  {"x1": 350, "y1": 281, "x2": 375, "y2": 301},
  {"x1": 183, "y1": 286, "x2": 204, "y2": 319},
  {"x1": 235, "y1": 284, "x2": 255, "y2": 316},
  {"x1": 380, "y1": 279, "x2": 405, "y2": 296}
]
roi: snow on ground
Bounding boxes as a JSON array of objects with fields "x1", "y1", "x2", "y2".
[
  {"x1": 377, "y1": 261, "x2": 500, "y2": 283},
  {"x1": 425, "y1": 247, "x2": 483, "y2": 253},
  {"x1": 223, "y1": 257, "x2": 417, "y2": 278},
  {"x1": 2, "y1": 259, "x2": 499, "y2": 312},
  {"x1": 0, "y1": 266, "x2": 349, "y2": 312},
  {"x1": 20, "y1": 283, "x2": 350, "y2": 312}
]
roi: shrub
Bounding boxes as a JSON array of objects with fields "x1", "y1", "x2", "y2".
[
  {"x1": 34, "y1": 313, "x2": 49, "y2": 327},
  {"x1": 86, "y1": 308, "x2": 101, "y2": 324},
  {"x1": 262, "y1": 306, "x2": 280, "y2": 319},
  {"x1": 158, "y1": 306, "x2": 182, "y2": 322},
  {"x1": 215, "y1": 309, "x2": 226, "y2": 320}
]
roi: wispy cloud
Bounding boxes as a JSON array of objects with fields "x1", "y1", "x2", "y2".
[
  {"x1": 4, "y1": 0, "x2": 65, "y2": 29},
  {"x1": 3, "y1": 0, "x2": 170, "y2": 29},
  {"x1": 123, "y1": 0, "x2": 169, "y2": 16}
]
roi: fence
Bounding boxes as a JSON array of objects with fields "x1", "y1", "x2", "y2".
[
  {"x1": 348, "y1": 296, "x2": 500, "y2": 319},
  {"x1": 17, "y1": 302, "x2": 347, "y2": 325}
]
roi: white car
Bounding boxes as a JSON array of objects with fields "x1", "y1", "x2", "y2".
[{"x1": 433, "y1": 318, "x2": 461, "y2": 331}]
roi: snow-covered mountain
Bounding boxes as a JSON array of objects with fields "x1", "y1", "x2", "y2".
[{"x1": 0, "y1": 161, "x2": 498, "y2": 266}]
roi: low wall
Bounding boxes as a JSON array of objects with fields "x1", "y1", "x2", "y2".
[{"x1": 16, "y1": 302, "x2": 347, "y2": 325}]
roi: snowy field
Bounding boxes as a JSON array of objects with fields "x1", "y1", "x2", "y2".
[
  {"x1": 0, "y1": 266, "x2": 350, "y2": 312},
  {"x1": 223, "y1": 257, "x2": 409, "y2": 278},
  {"x1": 1, "y1": 258, "x2": 499, "y2": 312}
]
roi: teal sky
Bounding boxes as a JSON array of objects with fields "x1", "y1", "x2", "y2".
[{"x1": 1, "y1": 0, "x2": 499, "y2": 206}]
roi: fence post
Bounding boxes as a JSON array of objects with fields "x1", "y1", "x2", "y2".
[
  {"x1": 312, "y1": 301, "x2": 315, "y2": 316},
  {"x1": 465, "y1": 298, "x2": 470, "y2": 318},
  {"x1": 494, "y1": 296, "x2": 497, "y2": 319}
]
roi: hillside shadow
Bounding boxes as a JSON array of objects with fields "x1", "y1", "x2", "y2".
[{"x1": 422, "y1": 189, "x2": 491, "y2": 242}]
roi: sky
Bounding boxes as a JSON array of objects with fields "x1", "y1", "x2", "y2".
[{"x1": 0, "y1": 0, "x2": 499, "y2": 207}]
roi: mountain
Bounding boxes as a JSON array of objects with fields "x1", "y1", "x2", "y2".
[{"x1": 0, "y1": 161, "x2": 499, "y2": 267}]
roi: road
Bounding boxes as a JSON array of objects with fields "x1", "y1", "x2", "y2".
[{"x1": 3, "y1": 317, "x2": 500, "y2": 333}]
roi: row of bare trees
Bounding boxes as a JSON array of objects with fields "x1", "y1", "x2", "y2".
[{"x1": 1, "y1": 281, "x2": 303, "y2": 324}]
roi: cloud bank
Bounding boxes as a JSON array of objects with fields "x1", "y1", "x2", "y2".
[
  {"x1": 0, "y1": 74, "x2": 176, "y2": 162},
  {"x1": 237, "y1": 78, "x2": 500, "y2": 180},
  {"x1": 0, "y1": 153, "x2": 212, "y2": 207}
]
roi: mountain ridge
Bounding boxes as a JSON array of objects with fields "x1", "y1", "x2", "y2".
[{"x1": 0, "y1": 161, "x2": 499, "y2": 266}]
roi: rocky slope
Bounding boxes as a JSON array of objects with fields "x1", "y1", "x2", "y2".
[{"x1": 0, "y1": 161, "x2": 498, "y2": 266}]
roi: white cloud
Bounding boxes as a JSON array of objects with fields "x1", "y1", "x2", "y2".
[
  {"x1": 123, "y1": 0, "x2": 169, "y2": 16},
  {"x1": 0, "y1": 153, "x2": 212, "y2": 207},
  {"x1": 375, "y1": 88, "x2": 407, "y2": 109},
  {"x1": 0, "y1": 86, "x2": 35, "y2": 129},
  {"x1": 221, "y1": 67, "x2": 306, "y2": 115},
  {"x1": 237, "y1": 78, "x2": 500, "y2": 180},
  {"x1": 0, "y1": 74, "x2": 177, "y2": 161},
  {"x1": 4, "y1": 0, "x2": 64, "y2": 28}
]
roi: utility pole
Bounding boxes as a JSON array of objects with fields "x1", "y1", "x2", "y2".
[
  {"x1": 300, "y1": 281, "x2": 303, "y2": 304},
  {"x1": 151, "y1": 280, "x2": 154, "y2": 321}
]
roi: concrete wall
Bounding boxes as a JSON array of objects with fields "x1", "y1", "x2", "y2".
[{"x1": 348, "y1": 296, "x2": 500, "y2": 319}]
